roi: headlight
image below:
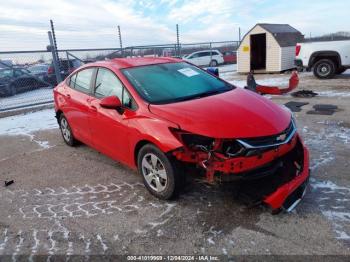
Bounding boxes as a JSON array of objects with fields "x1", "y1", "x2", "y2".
[
  {"x1": 170, "y1": 128, "x2": 246, "y2": 156},
  {"x1": 169, "y1": 128, "x2": 214, "y2": 151}
]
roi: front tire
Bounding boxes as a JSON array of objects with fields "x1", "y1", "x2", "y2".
[
  {"x1": 137, "y1": 144, "x2": 183, "y2": 200},
  {"x1": 59, "y1": 114, "x2": 77, "y2": 146},
  {"x1": 313, "y1": 59, "x2": 335, "y2": 79}
]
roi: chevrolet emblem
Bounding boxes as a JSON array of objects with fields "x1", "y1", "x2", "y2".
[{"x1": 276, "y1": 133, "x2": 287, "y2": 142}]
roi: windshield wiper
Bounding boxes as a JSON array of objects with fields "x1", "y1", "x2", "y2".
[{"x1": 172, "y1": 89, "x2": 230, "y2": 103}]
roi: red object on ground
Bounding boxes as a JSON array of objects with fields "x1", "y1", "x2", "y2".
[
  {"x1": 54, "y1": 57, "x2": 309, "y2": 211},
  {"x1": 256, "y1": 71, "x2": 299, "y2": 95},
  {"x1": 250, "y1": 71, "x2": 299, "y2": 95}
]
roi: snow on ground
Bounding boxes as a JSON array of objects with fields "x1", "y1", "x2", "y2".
[
  {"x1": 0, "y1": 109, "x2": 58, "y2": 149},
  {"x1": 302, "y1": 122, "x2": 350, "y2": 241},
  {"x1": 311, "y1": 178, "x2": 350, "y2": 240},
  {"x1": 0, "y1": 109, "x2": 57, "y2": 136},
  {"x1": 0, "y1": 88, "x2": 53, "y2": 110},
  {"x1": 218, "y1": 64, "x2": 236, "y2": 73},
  {"x1": 317, "y1": 91, "x2": 350, "y2": 97}
]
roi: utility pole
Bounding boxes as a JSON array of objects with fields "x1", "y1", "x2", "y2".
[
  {"x1": 176, "y1": 24, "x2": 180, "y2": 57},
  {"x1": 50, "y1": 19, "x2": 60, "y2": 68},
  {"x1": 239, "y1": 27, "x2": 241, "y2": 42},
  {"x1": 117, "y1": 25, "x2": 123, "y2": 57},
  {"x1": 48, "y1": 31, "x2": 62, "y2": 83}
]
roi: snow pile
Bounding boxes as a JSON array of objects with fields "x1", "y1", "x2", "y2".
[{"x1": 0, "y1": 109, "x2": 58, "y2": 136}]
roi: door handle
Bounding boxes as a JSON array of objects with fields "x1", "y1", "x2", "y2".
[{"x1": 66, "y1": 94, "x2": 71, "y2": 99}]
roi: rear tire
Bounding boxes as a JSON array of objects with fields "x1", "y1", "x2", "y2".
[
  {"x1": 209, "y1": 60, "x2": 218, "y2": 67},
  {"x1": 137, "y1": 144, "x2": 184, "y2": 200},
  {"x1": 313, "y1": 59, "x2": 335, "y2": 79},
  {"x1": 59, "y1": 114, "x2": 77, "y2": 146}
]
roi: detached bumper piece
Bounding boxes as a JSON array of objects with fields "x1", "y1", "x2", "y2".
[{"x1": 245, "y1": 71, "x2": 299, "y2": 95}]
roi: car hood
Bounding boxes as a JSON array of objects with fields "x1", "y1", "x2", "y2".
[{"x1": 149, "y1": 88, "x2": 291, "y2": 138}]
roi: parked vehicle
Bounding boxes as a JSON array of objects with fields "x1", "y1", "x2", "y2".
[
  {"x1": 0, "y1": 68, "x2": 46, "y2": 96},
  {"x1": 183, "y1": 50, "x2": 224, "y2": 67},
  {"x1": 45, "y1": 59, "x2": 83, "y2": 85},
  {"x1": 54, "y1": 57, "x2": 310, "y2": 213},
  {"x1": 222, "y1": 51, "x2": 237, "y2": 64},
  {"x1": 28, "y1": 64, "x2": 50, "y2": 81},
  {"x1": 295, "y1": 40, "x2": 350, "y2": 79},
  {"x1": 0, "y1": 59, "x2": 13, "y2": 69}
]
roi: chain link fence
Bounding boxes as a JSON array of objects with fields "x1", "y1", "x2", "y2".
[
  {"x1": 0, "y1": 41, "x2": 239, "y2": 112},
  {"x1": 0, "y1": 51, "x2": 54, "y2": 111}
]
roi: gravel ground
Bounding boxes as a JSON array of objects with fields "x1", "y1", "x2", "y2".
[{"x1": 0, "y1": 68, "x2": 350, "y2": 259}]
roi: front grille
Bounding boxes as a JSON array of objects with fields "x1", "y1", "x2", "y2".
[{"x1": 237, "y1": 120, "x2": 296, "y2": 149}]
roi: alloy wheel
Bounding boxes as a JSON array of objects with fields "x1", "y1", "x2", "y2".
[
  {"x1": 317, "y1": 63, "x2": 331, "y2": 77},
  {"x1": 141, "y1": 153, "x2": 168, "y2": 192},
  {"x1": 60, "y1": 118, "x2": 71, "y2": 142}
]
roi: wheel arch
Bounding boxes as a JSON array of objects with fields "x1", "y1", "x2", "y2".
[
  {"x1": 134, "y1": 139, "x2": 157, "y2": 167},
  {"x1": 55, "y1": 109, "x2": 63, "y2": 125},
  {"x1": 133, "y1": 134, "x2": 181, "y2": 167},
  {"x1": 309, "y1": 51, "x2": 341, "y2": 69}
]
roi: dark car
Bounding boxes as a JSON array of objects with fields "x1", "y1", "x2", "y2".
[
  {"x1": 27, "y1": 64, "x2": 50, "y2": 81},
  {"x1": 0, "y1": 68, "x2": 46, "y2": 96},
  {"x1": 45, "y1": 59, "x2": 83, "y2": 86}
]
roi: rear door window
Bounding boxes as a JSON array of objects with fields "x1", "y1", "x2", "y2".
[
  {"x1": 74, "y1": 68, "x2": 94, "y2": 93},
  {"x1": 199, "y1": 52, "x2": 210, "y2": 57}
]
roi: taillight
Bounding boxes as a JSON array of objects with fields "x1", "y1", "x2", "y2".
[
  {"x1": 295, "y1": 45, "x2": 301, "y2": 56},
  {"x1": 48, "y1": 66, "x2": 54, "y2": 74}
]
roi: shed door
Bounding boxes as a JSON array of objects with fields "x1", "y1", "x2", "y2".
[{"x1": 250, "y1": 33, "x2": 266, "y2": 70}]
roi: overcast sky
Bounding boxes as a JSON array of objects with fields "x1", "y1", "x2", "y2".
[{"x1": 0, "y1": 0, "x2": 349, "y2": 51}]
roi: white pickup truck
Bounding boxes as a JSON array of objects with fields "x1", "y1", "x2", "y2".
[{"x1": 295, "y1": 40, "x2": 350, "y2": 79}]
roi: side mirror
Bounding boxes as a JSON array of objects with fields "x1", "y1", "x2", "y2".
[{"x1": 100, "y1": 96, "x2": 122, "y2": 110}]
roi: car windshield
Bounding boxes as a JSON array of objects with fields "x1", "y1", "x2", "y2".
[
  {"x1": 122, "y1": 62, "x2": 234, "y2": 104},
  {"x1": 0, "y1": 69, "x2": 12, "y2": 78}
]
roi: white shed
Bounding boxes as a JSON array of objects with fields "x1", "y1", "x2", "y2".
[{"x1": 237, "y1": 24, "x2": 304, "y2": 73}]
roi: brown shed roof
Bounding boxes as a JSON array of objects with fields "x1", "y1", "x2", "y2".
[{"x1": 240, "y1": 23, "x2": 304, "y2": 48}]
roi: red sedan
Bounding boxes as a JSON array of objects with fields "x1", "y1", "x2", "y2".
[{"x1": 54, "y1": 57, "x2": 309, "y2": 213}]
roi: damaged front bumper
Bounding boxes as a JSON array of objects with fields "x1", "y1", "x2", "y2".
[{"x1": 171, "y1": 130, "x2": 310, "y2": 211}]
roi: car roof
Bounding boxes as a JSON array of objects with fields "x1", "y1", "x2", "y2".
[
  {"x1": 187, "y1": 50, "x2": 221, "y2": 55},
  {"x1": 82, "y1": 57, "x2": 182, "y2": 70}
]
